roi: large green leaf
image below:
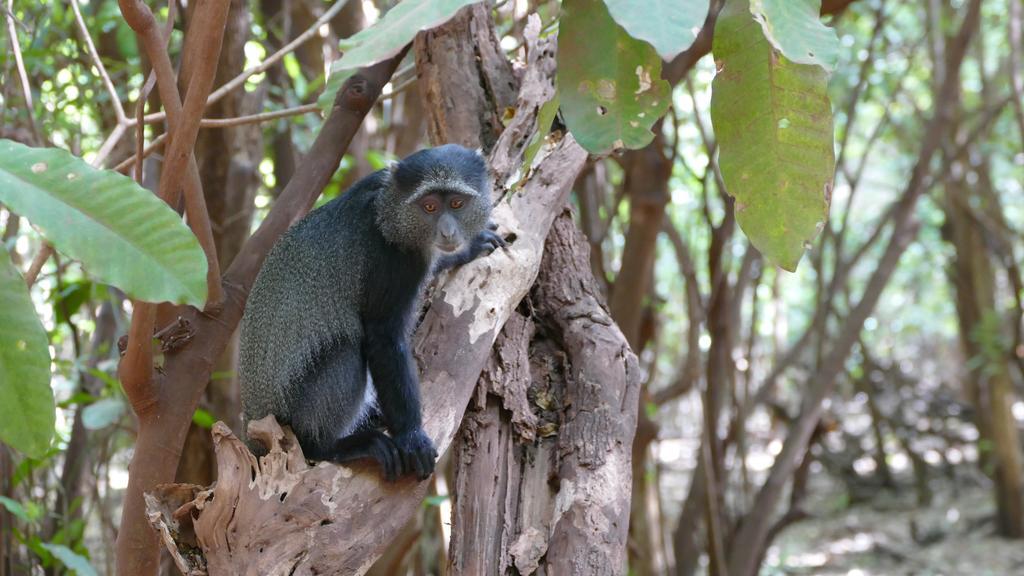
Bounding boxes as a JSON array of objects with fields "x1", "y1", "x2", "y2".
[
  {"x1": 318, "y1": 0, "x2": 482, "y2": 110},
  {"x1": 603, "y1": 0, "x2": 710, "y2": 60},
  {"x1": 0, "y1": 248, "x2": 53, "y2": 458},
  {"x1": 0, "y1": 139, "x2": 207, "y2": 306},
  {"x1": 558, "y1": 0, "x2": 671, "y2": 154},
  {"x1": 750, "y1": 0, "x2": 839, "y2": 72},
  {"x1": 40, "y1": 543, "x2": 98, "y2": 576},
  {"x1": 710, "y1": 0, "x2": 835, "y2": 271}
]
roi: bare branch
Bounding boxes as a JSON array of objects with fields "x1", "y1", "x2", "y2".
[
  {"x1": 198, "y1": 103, "x2": 321, "y2": 128},
  {"x1": 4, "y1": 0, "x2": 41, "y2": 144},
  {"x1": 24, "y1": 244, "x2": 53, "y2": 288},
  {"x1": 70, "y1": 0, "x2": 127, "y2": 125}
]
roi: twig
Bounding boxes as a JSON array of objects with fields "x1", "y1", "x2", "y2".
[
  {"x1": 133, "y1": 0, "x2": 352, "y2": 128},
  {"x1": 380, "y1": 74, "x2": 419, "y2": 101},
  {"x1": 198, "y1": 103, "x2": 320, "y2": 128},
  {"x1": 70, "y1": 0, "x2": 127, "y2": 124},
  {"x1": 4, "y1": 0, "x2": 41, "y2": 144},
  {"x1": 125, "y1": 0, "x2": 225, "y2": 308},
  {"x1": 132, "y1": 73, "x2": 158, "y2": 181},
  {"x1": 113, "y1": 133, "x2": 165, "y2": 174},
  {"x1": 24, "y1": 244, "x2": 53, "y2": 288},
  {"x1": 1011, "y1": 0, "x2": 1024, "y2": 146}
]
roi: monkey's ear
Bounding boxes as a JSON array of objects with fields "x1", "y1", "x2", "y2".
[{"x1": 474, "y1": 147, "x2": 485, "y2": 158}]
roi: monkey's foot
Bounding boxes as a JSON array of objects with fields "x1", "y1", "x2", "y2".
[
  {"x1": 393, "y1": 429, "x2": 438, "y2": 481},
  {"x1": 330, "y1": 430, "x2": 404, "y2": 481}
]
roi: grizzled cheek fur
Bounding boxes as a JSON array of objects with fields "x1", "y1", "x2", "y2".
[{"x1": 453, "y1": 200, "x2": 490, "y2": 246}]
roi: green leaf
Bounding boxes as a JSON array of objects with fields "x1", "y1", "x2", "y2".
[
  {"x1": 0, "y1": 139, "x2": 207, "y2": 307},
  {"x1": 317, "y1": 0, "x2": 482, "y2": 110},
  {"x1": 39, "y1": 543, "x2": 97, "y2": 576},
  {"x1": 0, "y1": 496, "x2": 33, "y2": 524},
  {"x1": 192, "y1": 407, "x2": 216, "y2": 429},
  {"x1": 52, "y1": 279, "x2": 92, "y2": 324},
  {"x1": 423, "y1": 494, "x2": 450, "y2": 507},
  {"x1": 557, "y1": 0, "x2": 671, "y2": 154},
  {"x1": 750, "y1": 0, "x2": 839, "y2": 72},
  {"x1": 0, "y1": 249, "x2": 54, "y2": 458},
  {"x1": 517, "y1": 91, "x2": 561, "y2": 186},
  {"x1": 81, "y1": 397, "x2": 125, "y2": 430},
  {"x1": 710, "y1": 0, "x2": 835, "y2": 271},
  {"x1": 603, "y1": 0, "x2": 710, "y2": 60}
]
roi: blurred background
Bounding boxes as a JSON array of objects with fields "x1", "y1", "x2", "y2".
[{"x1": 2, "y1": 0, "x2": 1023, "y2": 574}]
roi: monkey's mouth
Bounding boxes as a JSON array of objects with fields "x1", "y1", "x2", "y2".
[{"x1": 437, "y1": 242, "x2": 461, "y2": 253}]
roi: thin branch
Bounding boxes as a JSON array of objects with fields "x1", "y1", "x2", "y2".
[
  {"x1": 4, "y1": 0, "x2": 41, "y2": 144},
  {"x1": 70, "y1": 0, "x2": 127, "y2": 124},
  {"x1": 154, "y1": 0, "x2": 231, "y2": 309},
  {"x1": 24, "y1": 244, "x2": 53, "y2": 288},
  {"x1": 115, "y1": 49, "x2": 409, "y2": 576},
  {"x1": 1009, "y1": 0, "x2": 1024, "y2": 146},
  {"x1": 113, "y1": 133, "x2": 166, "y2": 174},
  {"x1": 380, "y1": 73, "x2": 419, "y2": 101},
  {"x1": 133, "y1": 0, "x2": 352, "y2": 128},
  {"x1": 116, "y1": 0, "x2": 211, "y2": 426},
  {"x1": 115, "y1": 103, "x2": 321, "y2": 156},
  {"x1": 198, "y1": 103, "x2": 320, "y2": 128},
  {"x1": 726, "y1": 3, "x2": 984, "y2": 572}
]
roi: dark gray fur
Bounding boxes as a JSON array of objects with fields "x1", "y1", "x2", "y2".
[{"x1": 239, "y1": 144, "x2": 502, "y2": 480}]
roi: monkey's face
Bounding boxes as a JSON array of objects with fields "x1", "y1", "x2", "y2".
[
  {"x1": 381, "y1": 144, "x2": 493, "y2": 254},
  {"x1": 412, "y1": 190, "x2": 490, "y2": 254}
]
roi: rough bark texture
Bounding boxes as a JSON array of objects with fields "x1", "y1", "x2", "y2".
[
  {"x1": 414, "y1": 3, "x2": 518, "y2": 151},
  {"x1": 143, "y1": 9, "x2": 649, "y2": 575},
  {"x1": 534, "y1": 213, "x2": 641, "y2": 575},
  {"x1": 610, "y1": 128, "x2": 672, "y2": 576},
  {"x1": 117, "y1": 52, "x2": 406, "y2": 575},
  {"x1": 146, "y1": 29, "x2": 589, "y2": 568},
  {"x1": 447, "y1": 212, "x2": 641, "y2": 576},
  {"x1": 945, "y1": 175, "x2": 1024, "y2": 538},
  {"x1": 176, "y1": 0, "x2": 263, "y2": 489}
]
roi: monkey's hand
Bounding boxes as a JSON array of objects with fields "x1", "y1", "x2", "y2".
[
  {"x1": 472, "y1": 224, "x2": 507, "y2": 256},
  {"x1": 433, "y1": 225, "x2": 507, "y2": 274},
  {"x1": 393, "y1": 428, "x2": 438, "y2": 480}
]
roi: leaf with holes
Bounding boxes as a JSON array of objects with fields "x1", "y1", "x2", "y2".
[
  {"x1": 711, "y1": 0, "x2": 835, "y2": 271},
  {"x1": 318, "y1": 0, "x2": 482, "y2": 111},
  {"x1": 557, "y1": 0, "x2": 671, "y2": 154},
  {"x1": 0, "y1": 249, "x2": 53, "y2": 458},
  {"x1": 0, "y1": 139, "x2": 207, "y2": 306},
  {"x1": 750, "y1": 0, "x2": 839, "y2": 72},
  {"x1": 603, "y1": 0, "x2": 710, "y2": 60}
]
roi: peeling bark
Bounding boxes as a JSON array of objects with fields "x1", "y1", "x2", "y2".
[
  {"x1": 142, "y1": 8, "x2": 649, "y2": 574},
  {"x1": 146, "y1": 43, "x2": 588, "y2": 569}
]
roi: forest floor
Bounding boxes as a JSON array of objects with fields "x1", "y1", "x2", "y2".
[{"x1": 765, "y1": 482, "x2": 1024, "y2": 575}]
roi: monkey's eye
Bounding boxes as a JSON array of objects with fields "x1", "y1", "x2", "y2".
[
  {"x1": 422, "y1": 200, "x2": 438, "y2": 214},
  {"x1": 450, "y1": 198, "x2": 464, "y2": 210}
]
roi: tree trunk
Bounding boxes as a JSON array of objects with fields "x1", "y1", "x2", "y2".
[
  {"x1": 944, "y1": 177, "x2": 1024, "y2": 538},
  {"x1": 175, "y1": 0, "x2": 263, "y2": 490}
]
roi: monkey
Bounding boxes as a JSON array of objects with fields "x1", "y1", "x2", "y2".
[{"x1": 239, "y1": 144, "x2": 505, "y2": 481}]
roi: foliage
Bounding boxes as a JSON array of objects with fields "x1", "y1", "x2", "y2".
[
  {"x1": 557, "y1": 0, "x2": 671, "y2": 154},
  {"x1": 0, "y1": 248, "x2": 54, "y2": 458},
  {"x1": 39, "y1": 543, "x2": 98, "y2": 576},
  {"x1": 710, "y1": 0, "x2": 835, "y2": 271},
  {"x1": 318, "y1": 0, "x2": 483, "y2": 110},
  {"x1": 750, "y1": 0, "x2": 840, "y2": 72},
  {"x1": 603, "y1": 0, "x2": 710, "y2": 60},
  {"x1": 2, "y1": 0, "x2": 1022, "y2": 573},
  {"x1": 0, "y1": 140, "x2": 208, "y2": 307}
]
